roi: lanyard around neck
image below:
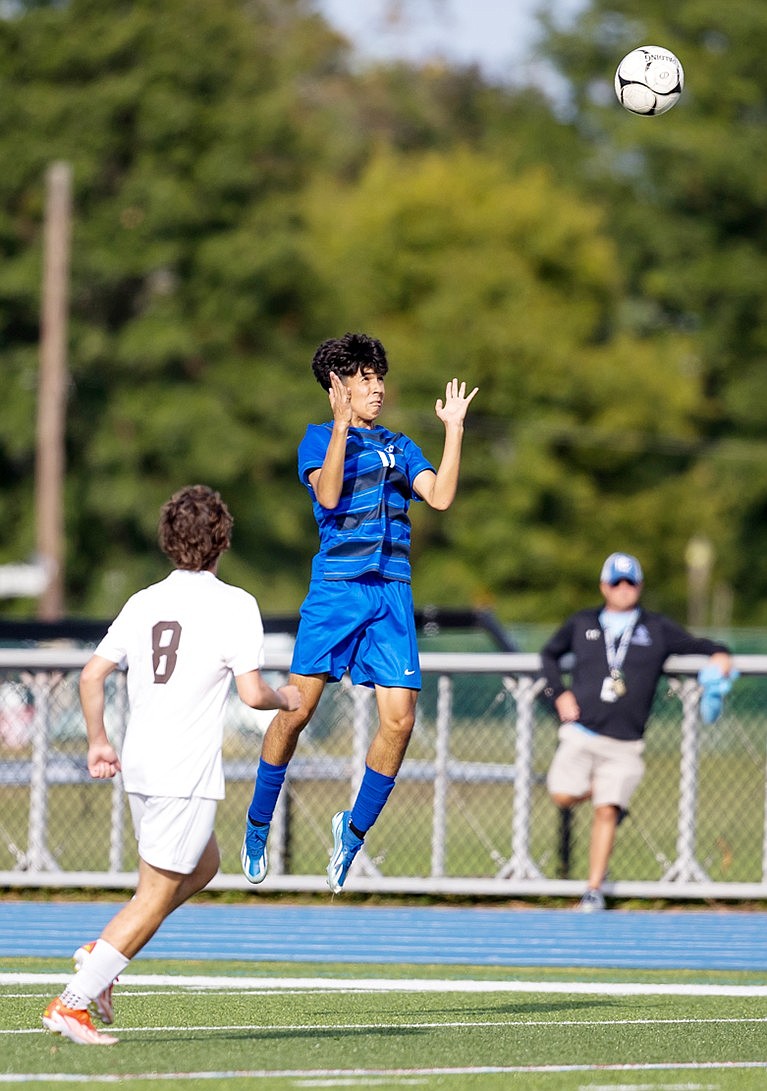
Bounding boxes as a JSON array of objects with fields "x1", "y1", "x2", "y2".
[{"x1": 603, "y1": 617, "x2": 637, "y2": 672}]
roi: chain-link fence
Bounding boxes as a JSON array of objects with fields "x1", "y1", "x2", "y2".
[{"x1": 1, "y1": 647, "x2": 765, "y2": 900}]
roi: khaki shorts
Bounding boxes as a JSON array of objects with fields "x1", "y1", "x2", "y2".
[
  {"x1": 128, "y1": 793, "x2": 217, "y2": 875},
  {"x1": 546, "y1": 722, "x2": 645, "y2": 809}
]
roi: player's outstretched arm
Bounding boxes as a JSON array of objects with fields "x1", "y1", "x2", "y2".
[
  {"x1": 414, "y1": 378, "x2": 478, "y2": 511},
  {"x1": 236, "y1": 671, "x2": 301, "y2": 713}
]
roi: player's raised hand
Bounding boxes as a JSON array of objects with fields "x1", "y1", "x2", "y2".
[
  {"x1": 328, "y1": 370, "x2": 352, "y2": 425},
  {"x1": 435, "y1": 378, "x2": 478, "y2": 425}
]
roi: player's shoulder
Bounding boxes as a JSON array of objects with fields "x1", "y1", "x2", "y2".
[
  {"x1": 200, "y1": 580, "x2": 263, "y2": 636},
  {"x1": 121, "y1": 576, "x2": 170, "y2": 608},
  {"x1": 302, "y1": 422, "x2": 332, "y2": 440},
  {"x1": 210, "y1": 578, "x2": 259, "y2": 609},
  {"x1": 298, "y1": 422, "x2": 332, "y2": 453}
]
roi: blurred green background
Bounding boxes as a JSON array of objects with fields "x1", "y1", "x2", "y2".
[{"x1": 2, "y1": 0, "x2": 766, "y2": 633}]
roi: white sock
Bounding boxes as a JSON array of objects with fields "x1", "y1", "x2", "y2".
[
  {"x1": 59, "y1": 985, "x2": 90, "y2": 1011},
  {"x1": 71, "y1": 939, "x2": 130, "y2": 1001}
]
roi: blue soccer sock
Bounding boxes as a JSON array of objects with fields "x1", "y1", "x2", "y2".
[
  {"x1": 349, "y1": 765, "x2": 396, "y2": 837},
  {"x1": 247, "y1": 758, "x2": 288, "y2": 826}
]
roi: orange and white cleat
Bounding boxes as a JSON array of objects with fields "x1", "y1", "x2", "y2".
[
  {"x1": 73, "y1": 941, "x2": 117, "y2": 1024},
  {"x1": 42, "y1": 997, "x2": 118, "y2": 1046}
]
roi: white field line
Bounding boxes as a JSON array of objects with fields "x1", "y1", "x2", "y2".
[
  {"x1": 1, "y1": 1061, "x2": 767, "y2": 1083},
  {"x1": 4, "y1": 972, "x2": 767, "y2": 997},
  {"x1": 5, "y1": 977, "x2": 767, "y2": 1084},
  {"x1": 6, "y1": 1015, "x2": 767, "y2": 1038}
]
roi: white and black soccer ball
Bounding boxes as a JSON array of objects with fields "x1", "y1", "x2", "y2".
[{"x1": 614, "y1": 45, "x2": 684, "y2": 116}]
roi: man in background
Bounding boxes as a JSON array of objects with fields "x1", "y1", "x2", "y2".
[{"x1": 541, "y1": 552, "x2": 732, "y2": 912}]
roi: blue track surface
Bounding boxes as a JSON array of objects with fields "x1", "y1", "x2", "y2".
[{"x1": 2, "y1": 901, "x2": 767, "y2": 971}]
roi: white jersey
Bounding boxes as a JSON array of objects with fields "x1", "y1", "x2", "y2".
[{"x1": 95, "y1": 569, "x2": 265, "y2": 799}]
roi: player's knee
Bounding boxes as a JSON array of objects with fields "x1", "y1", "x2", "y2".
[
  {"x1": 272, "y1": 705, "x2": 313, "y2": 736},
  {"x1": 388, "y1": 709, "x2": 416, "y2": 739}
]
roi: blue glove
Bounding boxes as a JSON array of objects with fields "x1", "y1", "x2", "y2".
[{"x1": 697, "y1": 665, "x2": 739, "y2": 724}]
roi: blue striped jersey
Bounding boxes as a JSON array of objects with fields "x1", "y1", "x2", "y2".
[{"x1": 298, "y1": 422, "x2": 434, "y2": 582}]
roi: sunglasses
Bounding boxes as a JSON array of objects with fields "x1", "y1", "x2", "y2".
[{"x1": 608, "y1": 578, "x2": 638, "y2": 587}]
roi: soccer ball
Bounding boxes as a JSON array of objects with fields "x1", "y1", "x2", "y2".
[{"x1": 614, "y1": 45, "x2": 684, "y2": 116}]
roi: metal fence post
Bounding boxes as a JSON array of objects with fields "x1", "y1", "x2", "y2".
[
  {"x1": 430, "y1": 673, "x2": 452, "y2": 878},
  {"x1": 496, "y1": 674, "x2": 545, "y2": 880},
  {"x1": 349, "y1": 682, "x2": 381, "y2": 879},
  {"x1": 762, "y1": 737, "x2": 767, "y2": 884},
  {"x1": 661, "y1": 677, "x2": 709, "y2": 882},
  {"x1": 27, "y1": 674, "x2": 58, "y2": 871},
  {"x1": 270, "y1": 781, "x2": 289, "y2": 876}
]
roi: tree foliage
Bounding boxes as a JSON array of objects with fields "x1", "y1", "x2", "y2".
[
  {"x1": 1, "y1": 0, "x2": 764, "y2": 627},
  {"x1": 540, "y1": 0, "x2": 767, "y2": 621}
]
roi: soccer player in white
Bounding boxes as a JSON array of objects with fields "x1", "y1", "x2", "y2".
[{"x1": 42, "y1": 484, "x2": 300, "y2": 1045}]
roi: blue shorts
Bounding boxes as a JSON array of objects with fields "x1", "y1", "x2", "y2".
[{"x1": 291, "y1": 575, "x2": 421, "y2": 689}]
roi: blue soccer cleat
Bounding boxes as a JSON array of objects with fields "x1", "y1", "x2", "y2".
[
  {"x1": 326, "y1": 810, "x2": 364, "y2": 894},
  {"x1": 241, "y1": 818, "x2": 269, "y2": 884}
]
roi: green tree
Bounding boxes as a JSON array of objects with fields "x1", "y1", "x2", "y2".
[
  {"x1": 4, "y1": 0, "x2": 762, "y2": 629},
  {"x1": 540, "y1": 0, "x2": 767, "y2": 621},
  {"x1": 0, "y1": 0, "x2": 341, "y2": 615},
  {"x1": 0, "y1": 0, "x2": 598, "y2": 622}
]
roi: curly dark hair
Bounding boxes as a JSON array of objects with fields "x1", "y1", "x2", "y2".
[
  {"x1": 311, "y1": 332, "x2": 389, "y2": 391},
  {"x1": 158, "y1": 485, "x2": 233, "y2": 571}
]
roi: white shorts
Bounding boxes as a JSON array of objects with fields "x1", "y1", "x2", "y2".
[
  {"x1": 546, "y1": 722, "x2": 645, "y2": 810},
  {"x1": 128, "y1": 793, "x2": 218, "y2": 875}
]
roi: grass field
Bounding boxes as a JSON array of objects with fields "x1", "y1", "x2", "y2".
[{"x1": 3, "y1": 956, "x2": 767, "y2": 1089}]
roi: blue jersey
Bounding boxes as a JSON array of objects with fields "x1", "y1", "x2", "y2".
[{"x1": 298, "y1": 422, "x2": 434, "y2": 583}]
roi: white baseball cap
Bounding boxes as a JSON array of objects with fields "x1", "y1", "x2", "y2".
[{"x1": 600, "y1": 552, "x2": 644, "y2": 585}]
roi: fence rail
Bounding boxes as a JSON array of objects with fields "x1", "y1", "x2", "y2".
[{"x1": 1, "y1": 648, "x2": 766, "y2": 902}]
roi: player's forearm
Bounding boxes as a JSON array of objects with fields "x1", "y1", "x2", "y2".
[
  {"x1": 313, "y1": 425, "x2": 349, "y2": 509},
  {"x1": 79, "y1": 656, "x2": 117, "y2": 746},
  {"x1": 79, "y1": 681, "x2": 109, "y2": 746},
  {"x1": 237, "y1": 672, "x2": 300, "y2": 712},
  {"x1": 428, "y1": 425, "x2": 465, "y2": 510},
  {"x1": 252, "y1": 684, "x2": 293, "y2": 711}
]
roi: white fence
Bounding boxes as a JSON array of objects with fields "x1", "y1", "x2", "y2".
[{"x1": 1, "y1": 647, "x2": 766, "y2": 902}]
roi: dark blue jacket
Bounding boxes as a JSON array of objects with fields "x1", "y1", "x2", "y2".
[{"x1": 540, "y1": 607, "x2": 729, "y2": 741}]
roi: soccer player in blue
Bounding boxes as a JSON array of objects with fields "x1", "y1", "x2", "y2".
[{"x1": 242, "y1": 332, "x2": 478, "y2": 893}]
